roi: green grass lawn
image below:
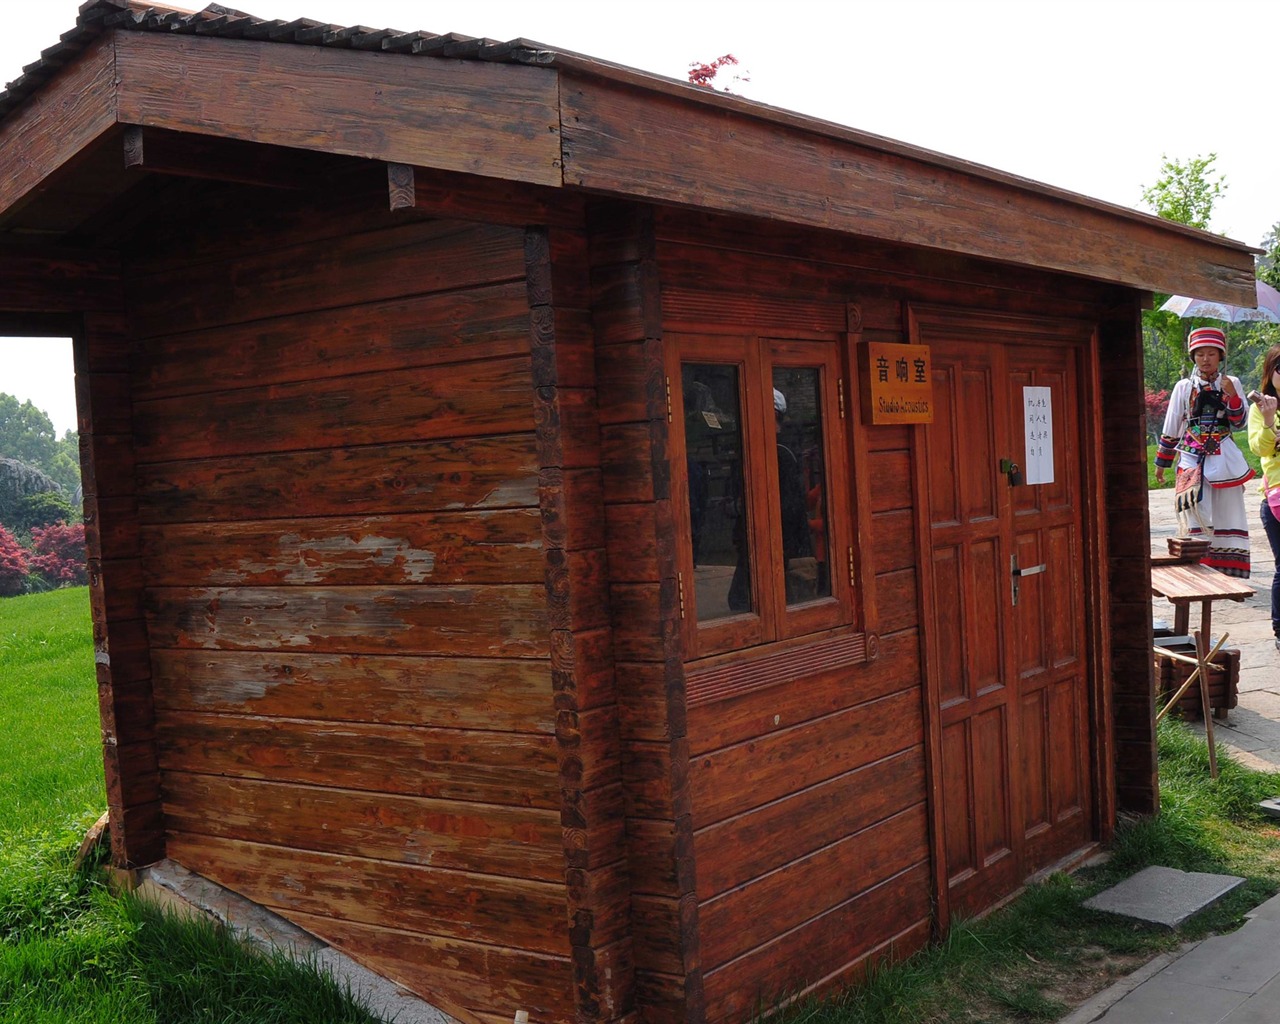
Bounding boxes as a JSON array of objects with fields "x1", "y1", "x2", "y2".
[
  {"x1": 0, "y1": 588, "x2": 104, "y2": 834},
  {"x1": 0, "y1": 588, "x2": 386, "y2": 1024}
]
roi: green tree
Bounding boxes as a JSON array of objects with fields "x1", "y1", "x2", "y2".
[
  {"x1": 47, "y1": 431, "x2": 81, "y2": 498},
  {"x1": 0, "y1": 393, "x2": 58, "y2": 472},
  {"x1": 0, "y1": 393, "x2": 79, "y2": 497},
  {"x1": 1140, "y1": 154, "x2": 1229, "y2": 390},
  {"x1": 1258, "y1": 222, "x2": 1280, "y2": 290},
  {"x1": 1140, "y1": 153, "x2": 1225, "y2": 231}
]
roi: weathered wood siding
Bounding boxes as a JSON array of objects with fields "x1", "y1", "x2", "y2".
[
  {"x1": 77, "y1": 308, "x2": 164, "y2": 868},
  {"x1": 124, "y1": 192, "x2": 574, "y2": 1024},
  {"x1": 627, "y1": 208, "x2": 1132, "y2": 1021},
  {"x1": 589, "y1": 203, "x2": 700, "y2": 1024},
  {"x1": 525, "y1": 220, "x2": 637, "y2": 1023},
  {"x1": 654, "y1": 215, "x2": 930, "y2": 1022},
  {"x1": 1099, "y1": 297, "x2": 1153, "y2": 816}
]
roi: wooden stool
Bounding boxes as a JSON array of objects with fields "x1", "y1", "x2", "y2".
[{"x1": 1154, "y1": 642, "x2": 1240, "y2": 720}]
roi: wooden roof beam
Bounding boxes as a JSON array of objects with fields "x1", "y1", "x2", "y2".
[
  {"x1": 0, "y1": 34, "x2": 117, "y2": 224},
  {"x1": 559, "y1": 76, "x2": 1258, "y2": 306},
  {"x1": 387, "y1": 163, "x2": 577, "y2": 227},
  {"x1": 122, "y1": 126, "x2": 363, "y2": 190},
  {"x1": 112, "y1": 31, "x2": 564, "y2": 188}
]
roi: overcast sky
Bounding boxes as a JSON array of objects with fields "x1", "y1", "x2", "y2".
[{"x1": 3, "y1": 0, "x2": 1277, "y2": 435}]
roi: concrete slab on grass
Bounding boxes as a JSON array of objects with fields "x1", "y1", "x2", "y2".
[{"x1": 1084, "y1": 866, "x2": 1245, "y2": 928}]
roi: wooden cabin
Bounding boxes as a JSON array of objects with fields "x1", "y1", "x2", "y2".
[{"x1": 0, "y1": 2, "x2": 1258, "y2": 1022}]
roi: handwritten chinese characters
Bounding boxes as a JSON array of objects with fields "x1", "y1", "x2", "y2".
[{"x1": 1023, "y1": 386, "x2": 1054, "y2": 484}]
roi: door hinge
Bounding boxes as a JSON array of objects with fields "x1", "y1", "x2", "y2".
[
  {"x1": 677, "y1": 571, "x2": 686, "y2": 619},
  {"x1": 665, "y1": 376, "x2": 673, "y2": 423},
  {"x1": 837, "y1": 378, "x2": 846, "y2": 419},
  {"x1": 847, "y1": 545, "x2": 856, "y2": 588}
]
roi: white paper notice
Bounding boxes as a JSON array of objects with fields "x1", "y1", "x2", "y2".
[{"x1": 1023, "y1": 387, "x2": 1054, "y2": 485}]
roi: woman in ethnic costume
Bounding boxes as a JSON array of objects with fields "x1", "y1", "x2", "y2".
[{"x1": 1154, "y1": 326, "x2": 1254, "y2": 578}]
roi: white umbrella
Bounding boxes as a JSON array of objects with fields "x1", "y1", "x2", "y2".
[{"x1": 1159, "y1": 279, "x2": 1280, "y2": 324}]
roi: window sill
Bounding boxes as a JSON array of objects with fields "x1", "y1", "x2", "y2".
[{"x1": 685, "y1": 628, "x2": 879, "y2": 708}]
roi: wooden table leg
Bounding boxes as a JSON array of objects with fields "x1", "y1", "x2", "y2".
[
  {"x1": 1195, "y1": 628, "x2": 1218, "y2": 779},
  {"x1": 1174, "y1": 602, "x2": 1190, "y2": 636}
]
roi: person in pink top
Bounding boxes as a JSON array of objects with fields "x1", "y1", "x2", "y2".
[{"x1": 1155, "y1": 326, "x2": 1254, "y2": 578}]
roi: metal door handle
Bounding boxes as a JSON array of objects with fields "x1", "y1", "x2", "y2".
[{"x1": 1011, "y1": 556, "x2": 1046, "y2": 606}]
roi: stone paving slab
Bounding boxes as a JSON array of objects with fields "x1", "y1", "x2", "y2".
[
  {"x1": 1150, "y1": 487, "x2": 1280, "y2": 768},
  {"x1": 1092, "y1": 974, "x2": 1248, "y2": 1023},
  {"x1": 1162, "y1": 917, "x2": 1280, "y2": 994},
  {"x1": 1084, "y1": 866, "x2": 1245, "y2": 928},
  {"x1": 1219, "y1": 978, "x2": 1280, "y2": 1024}
]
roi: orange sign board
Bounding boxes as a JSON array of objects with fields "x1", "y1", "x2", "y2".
[{"x1": 858, "y1": 342, "x2": 933, "y2": 424}]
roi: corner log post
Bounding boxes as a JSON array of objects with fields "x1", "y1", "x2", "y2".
[
  {"x1": 587, "y1": 200, "x2": 705, "y2": 1022},
  {"x1": 526, "y1": 221, "x2": 639, "y2": 1022},
  {"x1": 76, "y1": 311, "x2": 164, "y2": 867},
  {"x1": 1099, "y1": 293, "x2": 1151, "y2": 818}
]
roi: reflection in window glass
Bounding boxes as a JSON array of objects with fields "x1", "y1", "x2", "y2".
[
  {"x1": 773, "y1": 367, "x2": 830, "y2": 605},
  {"x1": 683, "y1": 363, "x2": 751, "y2": 621}
]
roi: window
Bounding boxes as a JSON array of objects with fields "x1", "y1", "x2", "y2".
[{"x1": 669, "y1": 334, "x2": 854, "y2": 660}]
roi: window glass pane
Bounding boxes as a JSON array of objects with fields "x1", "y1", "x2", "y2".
[
  {"x1": 683, "y1": 363, "x2": 751, "y2": 621},
  {"x1": 773, "y1": 367, "x2": 830, "y2": 605}
]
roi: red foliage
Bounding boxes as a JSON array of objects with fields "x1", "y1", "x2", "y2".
[
  {"x1": 28, "y1": 522, "x2": 88, "y2": 588},
  {"x1": 0, "y1": 525, "x2": 29, "y2": 597},
  {"x1": 1144, "y1": 387, "x2": 1171, "y2": 443},
  {"x1": 688, "y1": 53, "x2": 741, "y2": 89}
]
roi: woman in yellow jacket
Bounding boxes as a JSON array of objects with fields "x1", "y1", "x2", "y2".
[{"x1": 1249, "y1": 343, "x2": 1280, "y2": 650}]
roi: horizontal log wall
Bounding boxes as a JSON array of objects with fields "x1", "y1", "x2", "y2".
[
  {"x1": 647, "y1": 208, "x2": 1131, "y2": 1021},
  {"x1": 124, "y1": 193, "x2": 573, "y2": 1024}
]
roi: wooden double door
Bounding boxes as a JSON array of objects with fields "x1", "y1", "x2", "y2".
[{"x1": 916, "y1": 310, "x2": 1095, "y2": 923}]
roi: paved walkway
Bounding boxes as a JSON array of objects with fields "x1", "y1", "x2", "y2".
[
  {"x1": 1063, "y1": 892, "x2": 1280, "y2": 1023},
  {"x1": 1063, "y1": 488, "x2": 1280, "y2": 1023},
  {"x1": 1148, "y1": 486, "x2": 1280, "y2": 768}
]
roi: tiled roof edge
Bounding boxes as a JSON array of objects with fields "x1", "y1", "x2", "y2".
[{"x1": 0, "y1": 1, "x2": 558, "y2": 120}]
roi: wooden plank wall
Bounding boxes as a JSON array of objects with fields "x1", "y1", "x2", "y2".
[
  {"x1": 644, "y1": 208, "x2": 1130, "y2": 1021},
  {"x1": 122, "y1": 191, "x2": 574, "y2": 1024},
  {"x1": 525, "y1": 222, "x2": 638, "y2": 1023},
  {"x1": 76, "y1": 309, "x2": 165, "y2": 868},
  {"x1": 588, "y1": 203, "x2": 704, "y2": 1024},
  {"x1": 1099, "y1": 297, "x2": 1156, "y2": 815},
  {"x1": 653, "y1": 216, "x2": 931, "y2": 1022}
]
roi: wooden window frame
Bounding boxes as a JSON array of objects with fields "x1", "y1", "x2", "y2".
[{"x1": 668, "y1": 332, "x2": 856, "y2": 661}]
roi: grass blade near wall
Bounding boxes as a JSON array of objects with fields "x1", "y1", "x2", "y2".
[
  {"x1": 765, "y1": 717, "x2": 1280, "y2": 1024},
  {"x1": 0, "y1": 588, "x2": 388, "y2": 1024}
]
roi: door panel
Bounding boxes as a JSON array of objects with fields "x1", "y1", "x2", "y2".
[
  {"x1": 934, "y1": 547, "x2": 966, "y2": 706},
  {"x1": 922, "y1": 321, "x2": 1093, "y2": 923},
  {"x1": 941, "y1": 721, "x2": 974, "y2": 878}
]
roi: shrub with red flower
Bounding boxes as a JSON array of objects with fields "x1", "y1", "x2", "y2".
[
  {"x1": 27, "y1": 521, "x2": 88, "y2": 588},
  {"x1": 1144, "y1": 387, "x2": 1171, "y2": 445},
  {"x1": 0, "y1": 525, "x2": 29, "y2": 596}
]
